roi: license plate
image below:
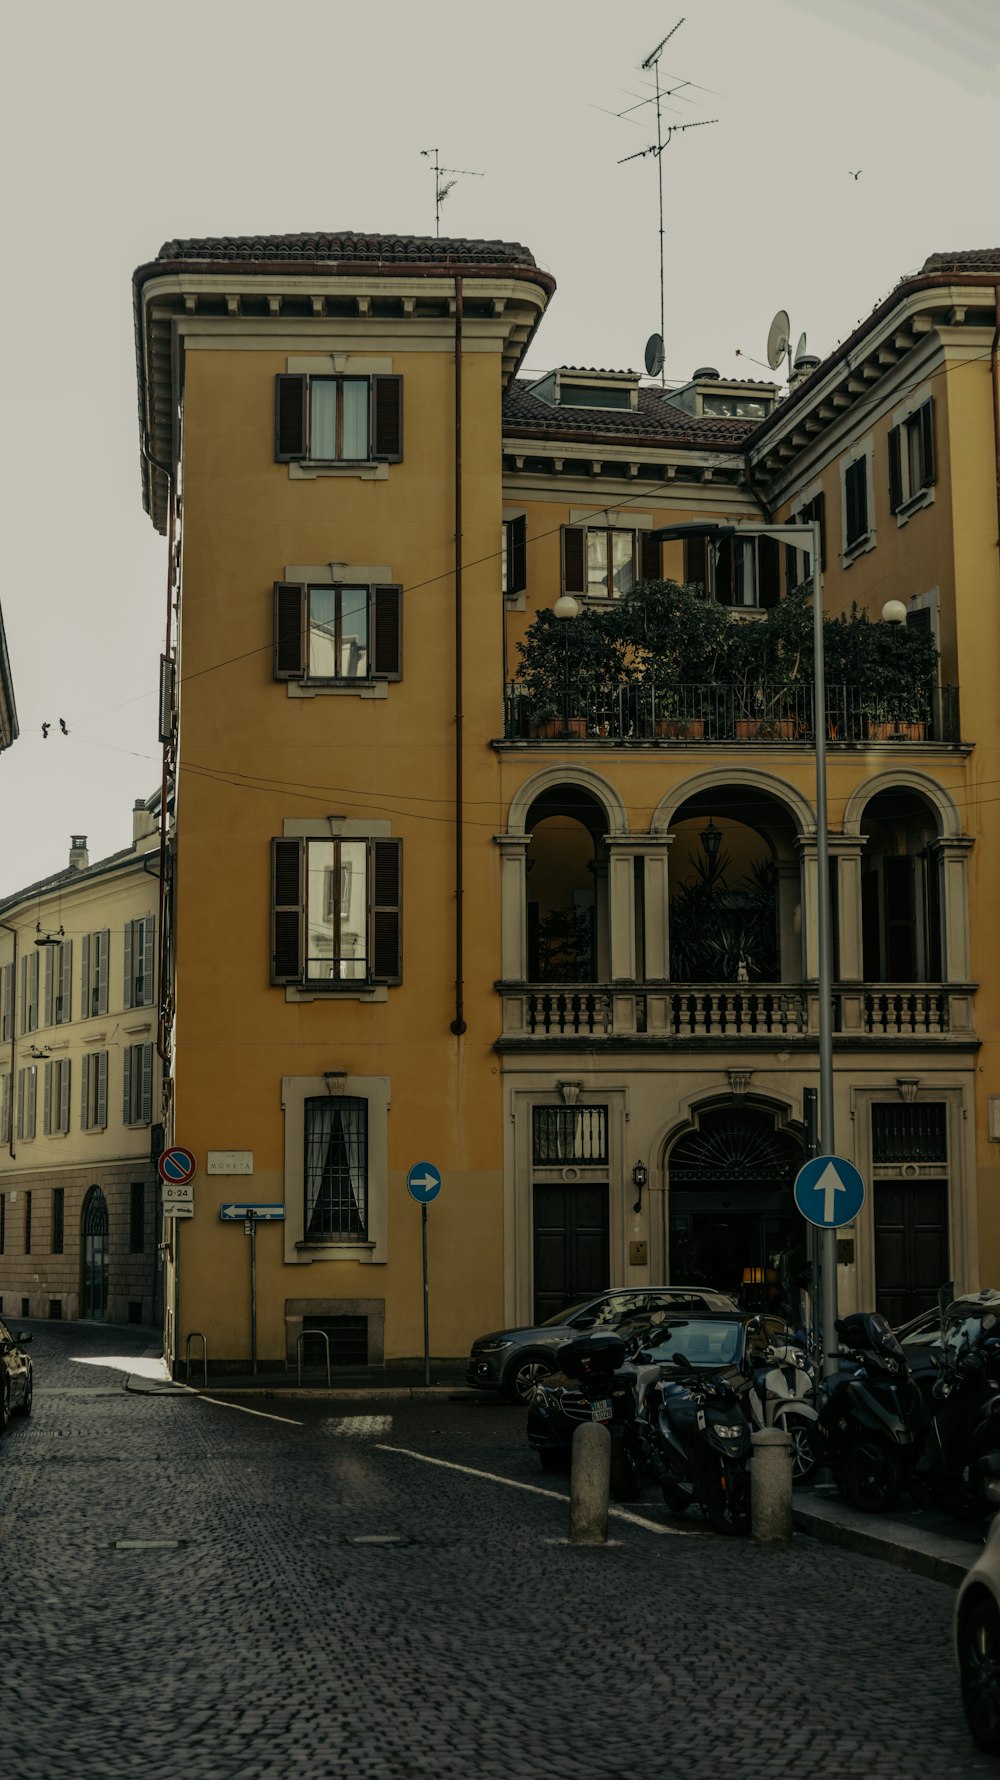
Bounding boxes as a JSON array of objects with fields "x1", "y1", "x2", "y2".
[{"x1": 591, "y1": 1398, "x2": 613, "y2": 1422}]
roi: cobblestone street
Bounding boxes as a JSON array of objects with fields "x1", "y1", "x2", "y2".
[{"x1": 3, "y1": 1322, "x2": 992, "y2": 1780}]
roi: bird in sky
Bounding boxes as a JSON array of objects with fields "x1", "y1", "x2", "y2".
[{"x1": 849, "y1": 169, "x2": 862, "y2": 179}]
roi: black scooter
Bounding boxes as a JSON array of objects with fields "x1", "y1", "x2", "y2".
[
  {"x1": 815, "y1": 1311, "x2": 925, "y2": 1512},
  {"x1": 643, "y1": 1359, "x2": 755, "y2": 1535},
  {"x1": 556, "y1": 1332, "x2": 643, "y2": 1502},
  {"x1": 911, "y1": 1302, "x2": 1000, "y2": 1520}
]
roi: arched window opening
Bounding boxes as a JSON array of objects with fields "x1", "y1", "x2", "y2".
[
  {"x1": 81, "y1": 1185, "x2": 110, "y2": 1320},
  {"x1": 860, "y1": 789, "x2": 941, "y2": 982},
  {"x1": 667, "y1": 787, "x2": 797, "y2": 984},
  {"x1": 526, "y1": 787, "x2": 606, "y2": 983}
]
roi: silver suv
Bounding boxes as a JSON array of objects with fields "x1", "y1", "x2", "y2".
[{"x1": 466, "y1": 1287, "x2": 738, "y2": 1402}]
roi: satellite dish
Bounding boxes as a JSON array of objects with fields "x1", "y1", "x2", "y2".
[
  {"x1": 794, "y1": 331, "x2": 808, "y2": 366},
  {"x1": 644, "y1": 333, "x2": 665, "y2": 377},
  {"x1": 766, "y1": 309, "x2": 791, "y2": 372}
]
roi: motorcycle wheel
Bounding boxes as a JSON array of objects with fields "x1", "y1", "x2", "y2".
[
  {"x1": 841, "y1": 1440, "x2": 901, "y2": 1513},
  {"x1": 774, "y1": 1411, "x2": 819, "y2": 1486},
  {"x1": 704, "y1": 1473, "x2": 751, "y2": 1537},
  {"x1": 661, "y1": 1483, "x2": 690, "y2": 1516},
  {"x1": 609, "y1": 1439, "x2": 642, "y2": 1504},
  {"x1": 959, "y1": 1597, "x2": 1000, "y2": 1754}
]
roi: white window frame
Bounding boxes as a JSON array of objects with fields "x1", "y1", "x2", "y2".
[
  {"x1": 81, "y1": 930, "x2": 110, "y2": 1019},
  {"x1": 123, "y1": 1042, "x2": 153, "y2": 1127},
  {"x1": 0, "y1": 963, "x2": 13, "y2": 1042},
  {"x1": 840, "y1": 435, "x2": 876, "y2": 566},
  {"x1": 890, "y1": 386, "x2": 936, "y2": 526},
  {"x1": 124, "y1": 917, "x2": 155, "y2": 1010},
  {"x1": 281, "y1": 1074, "x2": 390, "y2": 1265},
  {"x1": 81, "y1": 1049, "x2": 109, "y2": 1132},
  {"x1": 16, "y1": 1064, "x2": 37, "y2": 1140},
  {"x1": 43, "y1": 1058, "x2": 71, "y2": 1136},
  {"x1": 19, "y1": 951, "x2": 39, "y2": 1035}
]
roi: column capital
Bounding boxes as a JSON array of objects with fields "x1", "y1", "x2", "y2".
[
  {"x1": 604, "y1": 834, "x2": 674, "y2": 855},
  {"x1": 930, "y1": 834, "x2": 974, "y2": 858},
  {"x1": 494, "y1": 831, "x2": 532, "y2": 854}
]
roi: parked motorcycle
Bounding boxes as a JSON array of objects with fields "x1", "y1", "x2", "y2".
[
  {"x1": 642, "y1": 1358, "x2": 756, "y2": 1535},
  {"x1": 910, "y1": 1295, "x2": 1000, "y2": 1521},
  {"x1": 554, "y1": 1331, "x2": 643, "y2": 1502},
  {"x1": 750, "y1": 1335, "x2": 819, "y2": 1484},
  {"x1": 815, "y1": 1311, "x2": 926, "y2": 1512}
]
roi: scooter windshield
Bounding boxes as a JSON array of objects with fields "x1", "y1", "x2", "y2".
[{"x1": 654, "y1": 1318, "x2": 745, "y2": 1368}]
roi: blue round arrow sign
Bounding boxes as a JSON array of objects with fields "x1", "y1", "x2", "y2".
[
  {"x1": 407, "y1": 1161, "x2": 442, "y2": 1204},
  {"x1": 794, "y1": 1154, "x2": 865, "y2": 1229}
]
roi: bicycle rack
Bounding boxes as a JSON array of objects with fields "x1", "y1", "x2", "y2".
[
  {"x1": 296, "y1": 1329, "x2": 331, "y2": 1388},
  {"x1": 185, "y1": 1331, "x2": 209, "y2": 1388}
]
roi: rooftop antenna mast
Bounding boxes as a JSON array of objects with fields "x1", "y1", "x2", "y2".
[
  {"x1": 617, "y1": 20, "x2": 718, "y2": 385},
  {"x1": 420, "y1": 148, "x2": 484, "y2": 237}
]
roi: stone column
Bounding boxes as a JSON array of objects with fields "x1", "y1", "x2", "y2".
[
  {"x1": 495, "y1": 833, "x2": 531, "y2": 982},
  {"x1": 776, "y1": 860, "x2": 801, "y2": 983},
  {"x1": 831, "y1": 836, "x2": 866, "y2": 983},
  {"x1": 797, "y1": 839, "x2": 820, "y2": 981},
  {"x1": 641, "y1": 836, "x2": 674, "y2": 981},
  {"x1": 606, "y1": 842, "x2": 637, "y2": 983},
  {"x1": 934, "y1": 837, "x2": 973, "y2": 983},
  {"x1": 590, "y1": 857, "x2": 610, "y2": 981}
]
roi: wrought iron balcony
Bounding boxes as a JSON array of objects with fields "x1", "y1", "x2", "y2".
[
  {"x1": 497, "y1": 982, "x2": 975, "y2": 1043},
  {"x1": 502, "y1": 682, "x2": 961, "y2": 745}
]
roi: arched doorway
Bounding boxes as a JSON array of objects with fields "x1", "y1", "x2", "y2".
[
  {"x1": 667, "y1": 1104, "x2": 805, "y2": 1313},
  {"x1": 81, "y1": 1186, "x2": 110, "y2": 1319}
]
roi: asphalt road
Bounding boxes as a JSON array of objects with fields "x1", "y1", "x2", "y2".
[{"x1": 2, "y1": 1320, "x2": 993, "y2": 1780}]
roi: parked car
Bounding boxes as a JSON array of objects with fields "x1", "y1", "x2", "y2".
[
  {"x1": 527, "y1": 1310, "x2": 786, "y2": 1469},
  {"x1": 0, "y1": 1318, "x2": 33, "y2": 1429},
  {"x1": 954, "y1": 1504, "x2": 1000, "y2": 1752},
  {"x1": 467, "y1": 1287, "x2": 738, "y2": 1403}
]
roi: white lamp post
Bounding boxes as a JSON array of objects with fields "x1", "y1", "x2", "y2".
[{"x1": 552, "y1": 592, "x2": 581, "y2": 734}]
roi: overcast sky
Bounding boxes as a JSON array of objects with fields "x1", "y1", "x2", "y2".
[{"x1": 1, "y1": 0, "x2": 997, "y2": 899}]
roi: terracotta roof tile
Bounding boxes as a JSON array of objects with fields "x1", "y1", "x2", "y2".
[
  {"x1": 155, "y1": 232, "x2": 539, "y2": 269},
  {"x1": 920, "y1": 249, "x2": 1000, "y2": 274},
  {"x1": 502, "y1": 379, "x2": 754, "y2": 449}
]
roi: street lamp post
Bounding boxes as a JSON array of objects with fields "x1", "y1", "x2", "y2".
[
  {"x1": 650, "y1": 518, "x2": 838, "y2": 1373},
  {"x1": 553, "y1": 592, "x2": 581, "y2": 735}
]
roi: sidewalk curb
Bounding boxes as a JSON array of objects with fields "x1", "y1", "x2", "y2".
[
  {"x1": 793, "y1": 1494, "x2": 976, "y2": 1588},
  {"x1": 193, "y1": 1385, "x2": 470, "y2": 1402}
]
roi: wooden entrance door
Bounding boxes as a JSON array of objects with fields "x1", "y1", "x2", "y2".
[
  {"x1": 874, "y1": 1179, "x2": 949, "y2": 1325},
  {"x1": 533, "y1": 1182, "x2": 609, "y2": 1324}
]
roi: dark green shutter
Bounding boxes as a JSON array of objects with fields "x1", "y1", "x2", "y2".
[
  {"x1": 271, "y1": 839, "x2": 303, "y2": 984},
  {"x1": 372, "y1": 376, "x2": 403, "y2": 461},
  {"x1": 888, "y1": 427, "x2": 903, "y2": 513},
  {"x1": 640, "y1": 531, "x2": 661, "y2": 582},
  {"x1": 757, "y1": 536, "x2": 780, "y2": 608},
  {"x1": 562, "y1": 527, "x2": 586, "y2": 594},
  {"x1": 919, "y1": 400, "x2": 935, "y2": 488},
  {"x1": 275, "y1": 375, "x2": 307, "y2": 461},
  {"x1": 371, "y1": 839, "x2": 403, "y2": 984},
  {"x1": 274, "y1": 583, "x2": 305, "y2": 679},
  {"x1": 507, "y1": 515, "x2": 527, "y2": 593},
  {"x1": 372, "y1": 586, "x2": 403, "y2": 680}
]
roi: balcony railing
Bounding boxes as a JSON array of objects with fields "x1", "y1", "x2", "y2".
[
  {"x1": 503, "y1": 682, "x2": 960, "y2": 744},
  {"x1": 498, "y1": 982, "x2": 974, "y2": 1042}
]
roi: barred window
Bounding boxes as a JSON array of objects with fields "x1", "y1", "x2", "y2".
[
  {"x1": 532, "y1": 1105, "x2": 608, "y2": 1165},
  {"x1": 304, "y1": 1096, "x2": 368, "y2": 1241},
  {"x1": 872, "y1": 1102, "x2": 947, "y2": 1164},
  {"x1": 52, "y1": 1188, "x2": 64, "y2": 1255}
]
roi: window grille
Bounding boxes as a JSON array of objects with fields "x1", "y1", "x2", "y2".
[
  {"x1": 52, "y1": 1188, "x2": 64, "y2": 1255},
  {"x1": 303, "y1": 1314, "x2": 368, "y2": 1367},
  {"x1": 532, "y1": 1105, "x2": 608, "y2": 1165},
  {"x1": 304, "y1": 1096, "x2": 368, "y2": 1239},
  {"x1": 872, "y1": 1102, "x2": 947, "y2": 1164}
]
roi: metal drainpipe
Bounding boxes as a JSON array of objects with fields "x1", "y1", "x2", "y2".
[
  {"x1": 0, "y1": 918, "x2": 17, "y2": 1160},
  {"x1": 451, "y1": 277, "x2": 467, "y2": 1036},
  {"x1": 992, "y1": 288, "x2": 1000, "y2": 549}
]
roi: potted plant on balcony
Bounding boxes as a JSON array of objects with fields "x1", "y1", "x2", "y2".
[
  {"x1": 855, "y1": 610, "x2": 937, "y2": 740},
  {"x1": 515, "y1": 605, "x2": 625, "y2": 738},
  {"x1": 614, "y1": 579, "x2": 726, "y2": 738}
]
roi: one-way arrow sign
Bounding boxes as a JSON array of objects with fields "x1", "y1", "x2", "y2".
[
  {"x1": 793, "y1": 1155, "x2": 865, "y2": 1229},
  {"x1": 219, "y1": 1202, "x2": 286, "y2": 1222}
]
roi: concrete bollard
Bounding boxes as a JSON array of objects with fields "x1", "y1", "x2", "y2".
[
  {"x1": 751, "y1": 1427, "x2": 794, "y2": 1545},
  {"x1": 569, "y1": 1421, "x2": 611, "y2": 1545}
]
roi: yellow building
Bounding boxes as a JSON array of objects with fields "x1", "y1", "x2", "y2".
[
  {"x1": 0, "y1": 799, "x2": 164, "y2": 1325},
  {"x1": 132, "y1": 235, "x2": 999, "y2": 1380}
]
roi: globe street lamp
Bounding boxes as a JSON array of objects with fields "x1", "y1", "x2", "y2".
[
  {"x1": 650, "y1": 516, "x2": 838, "y2": 1374},
  {"x1": 552, "y1": 592, "x2": 581, "y2": 735}
]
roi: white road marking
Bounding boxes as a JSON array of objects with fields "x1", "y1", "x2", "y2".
[
  {"x1": 198, "y1": 1397, "x2": 304, "y2": 1426},
  {"x1": 375, "y1": 1445, "x2": 692, "y2": 1536},
  {"x1": 326, "y1": 1415, "x2": 393, "y2": 1438}
]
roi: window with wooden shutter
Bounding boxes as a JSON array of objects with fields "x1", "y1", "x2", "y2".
[
  {"x1": 59, "y1": 1059, "x2": 70, "y2": 1135},
  {"x1": 44, "y1": 948, "x2": 55, "y2": 1028},
  {"x1": 95, "y1": 930, "x2": 109, "y2": 1016},
  {"x1": 57, "y1": 939, "x2": 72, "y2": 1023},
  {"x1": 684, "y1": 536, "x2": 709, "y2": 592},
  {"x1": 96, "y1": 1052, "x2": 108, "y2": 1129},
  {"x1": 371, "y1": 839, "x2": 403, "y2": 984},
  {"x1": 505, "y1": 515, "x2": 527, "y2": 594},
  {"x1": 888, "y1": 427, "x2": 903, "y2": 514},
  {"x1": 372, "y1": 586, "x2": 403, "y2": 679},
  {"x1": 844, "y1": 458, "x2": 868, "y2": 548},
  {"x1": 274, "y1": 583, "x2": 305, "y2": 679},
  {"x1": 918, "y1": 400, "x2": 935, "y2": 487},
  {"x1": 44, "y1": 1062, "x2": 53, "y2": 1135},
  {"x1": 372, "y1": 376, "x2": 403, "y2": 461},
  {"x1": 640, "y1": 532, "x2": 662, "y2": 583},
  {"x1": 757, "y1": 536, "x2": 780, "y2": 608},
  {"x1": 271, "y1": 839, "x2": 304, "y2": 984},
  {"x1": 80, "y1": 1053, "x2": 90, "y2": 1129},
  {"x1": 275, "y1": 375, "x2": 307, "y2": 461},
  {"x1": 562, "y1": 527, "x2": 586, "y2": 594},
  {"x1": 0, "y1": 964, "x2": 11, "y2": 1043}
]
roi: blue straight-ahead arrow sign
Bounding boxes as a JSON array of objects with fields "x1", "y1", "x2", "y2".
[{"x1": 793, "y1": 1156, "x2": 865, "y2": 1229}]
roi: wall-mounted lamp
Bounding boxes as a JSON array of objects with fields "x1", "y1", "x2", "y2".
[
  {"x1": 632, "y1": 1159, "x2": 649, "y2": 1213},
  {"x1": 881, "y1": 599, "x2": 908, "y2": 626},
  {"x1": 700, "y1": 818, "x2": 722, "y2": 859}
]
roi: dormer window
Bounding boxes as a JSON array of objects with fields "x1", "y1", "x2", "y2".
[
  {"x1": 530, "y1": 368, "x2": 640, "y2": 412},
  {"x1": 559, "y1": 382, "x2": 632, "y2": 410}
]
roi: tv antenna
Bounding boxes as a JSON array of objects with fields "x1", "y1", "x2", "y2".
[
  {"x1": 615, "y1": 22, "x2": 718, "y2": 384},
  {"x1": 420, "y1": 148, "x2": 484, "y2": 237}
]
